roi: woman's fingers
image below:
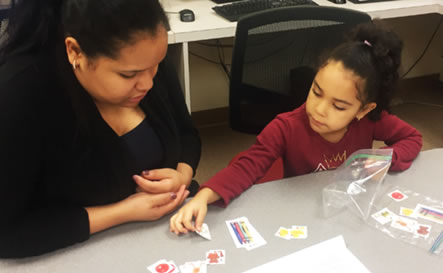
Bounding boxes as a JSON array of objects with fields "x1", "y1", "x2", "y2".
[
  {"x1": 141, "y1": 168, "x2": 173, "y2": 181},
  {"x1": 133, "y1": 175, "x2": 170, "y2": 193}
]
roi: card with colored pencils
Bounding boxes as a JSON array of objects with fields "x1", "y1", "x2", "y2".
[{"x1": 226, "y1": 217, "x2": 267, "y2": 250}]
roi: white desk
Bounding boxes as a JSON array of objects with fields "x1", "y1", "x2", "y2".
[{"x1": 162, "y1": 0, "x2": 443, "y2": 112}]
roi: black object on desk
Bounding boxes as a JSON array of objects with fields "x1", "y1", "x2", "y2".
[
  {"x1": 179, "y1": 9, "x2": 195, "y2": 22},
  {"x1": 212, "y1": 0, "x2": 317, "y2": 22}
]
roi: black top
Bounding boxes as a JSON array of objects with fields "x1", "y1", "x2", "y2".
[
  {"x1": 0, "y1": 43, "x2": 201, "y2": 258},
  {"x1": 121, "y1": 119, "x2": 164, "y2": 172}
]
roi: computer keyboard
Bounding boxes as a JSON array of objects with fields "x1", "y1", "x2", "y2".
[{"x1": 212, "y1": 0, "x2": 318, "y2": 22}]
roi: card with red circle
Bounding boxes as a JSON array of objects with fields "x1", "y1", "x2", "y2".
[
  {"x1": 147, "y1": 259, "x2": 179, "y2": 273},
  {"x1": 388, "y1": 190, "x2": 408, "y2": 202}
]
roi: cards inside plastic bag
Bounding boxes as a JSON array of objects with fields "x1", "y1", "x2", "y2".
[{"x1": 368, "y1": 186, "x2": 443, "y2": 255}]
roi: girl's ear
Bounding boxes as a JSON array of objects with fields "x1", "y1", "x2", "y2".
[{"x1": 356, "y1": 102, "x2": 377, "y2": 121}]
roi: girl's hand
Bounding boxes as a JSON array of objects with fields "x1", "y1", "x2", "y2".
[
  {"x1": 121, "y1": 184, "x2": 189, "y2": 222},
  {"x1": 133, "y1": 167, "x2": 191, "y2": 194},
  {"x1": 169, "y1": 195, "x2": 208, "y2": 235}
]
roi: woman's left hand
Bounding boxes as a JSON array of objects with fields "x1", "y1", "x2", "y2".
[{"x1": 133, "y1": 167, "x2": 192, "y2": 194}]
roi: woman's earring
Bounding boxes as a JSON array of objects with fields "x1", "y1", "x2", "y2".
[{"x1": 72, "y1": 59, "x2": 77, "y2": 70}]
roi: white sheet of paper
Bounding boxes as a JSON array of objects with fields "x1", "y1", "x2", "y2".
[{"x1": 242, "y1": 235, "x2": 371, "y2": 273}]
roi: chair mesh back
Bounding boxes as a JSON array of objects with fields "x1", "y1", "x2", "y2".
[
  {"x1": 243, "y1": 20, "x2": 344, "y2": 96},
  {"x1": 230, "y1": 6, "x2": 371, "y2": 134}
]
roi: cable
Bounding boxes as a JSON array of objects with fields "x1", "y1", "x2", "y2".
[
  {"x1": 189, "y1": 40, "x2": 232, "y2": 80},
  {"x1": 189, "y1": 51, "x2": 224, "y2": 65},
  {"x1": 216, "y1": 39, "x2": 231, "y2": 80},
  {"x1": 395, "y1": 101, "x2": 443, "y2": 110},
  {"x1": 197, "y1": 41, "x2": 234, "y2": 48},
  {"x1": 401, "y1": 17, "x2": 443, "y2": 79}
]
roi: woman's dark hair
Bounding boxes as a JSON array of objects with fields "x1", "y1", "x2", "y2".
[
  {"x1": 0, "y1": 0, "x2": 169, "y2": 62},
  {"x1": 319, "y1": 20, "x2": 403, "y2": 121}
]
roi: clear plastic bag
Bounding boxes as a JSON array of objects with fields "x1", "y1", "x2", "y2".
[
  {"x1": 322, "y1": 148, "x2": 443, "y2": 255},
  {"x1": 367, "y1": 185, "x2": 443, "y2": 255},
  {"x1": 322, "y1": 148, "x2": 393, "y2": 220}
]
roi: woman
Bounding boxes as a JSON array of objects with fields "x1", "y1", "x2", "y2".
[{"x1": 0, "y1": 0, "x2": 201, "y2": 258}]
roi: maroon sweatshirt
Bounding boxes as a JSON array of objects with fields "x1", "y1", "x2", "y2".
[{"x1": 202, "y1": 104, "x2": 422, "y2": 206}]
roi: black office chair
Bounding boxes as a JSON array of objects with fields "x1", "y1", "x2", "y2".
[{"x1": 229, "y1": 6, "x2": 371, "y2": 134}]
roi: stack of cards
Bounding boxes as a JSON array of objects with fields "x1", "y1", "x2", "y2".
[
  {"x1": 147, "y1": 259, "x2": 179, "y2": 273},
  {"x1": 275, "y1": 226, "x2": 308, "y2": 240},
  {"x1": 226, "y1": 217, "x2": 267, "y2": 250}
]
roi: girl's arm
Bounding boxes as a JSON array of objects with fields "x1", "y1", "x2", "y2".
[
  {"x1": 200, "y1": 114, "x2": 290, "y2": 207},
  {"x1": 170, "y1": 113, "x2": 292, "y2": 234},
  {"x1": 374, "y1": 111, "x2": 423, "y2": 171}
]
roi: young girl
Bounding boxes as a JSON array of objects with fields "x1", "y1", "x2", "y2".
[{"x1": 170, "y1": 20, "x2": 422, "y2": 234}]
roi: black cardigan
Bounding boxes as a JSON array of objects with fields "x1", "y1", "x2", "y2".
[{"x1": 0, "y1": 46, "x2": 201, "y2": 258}]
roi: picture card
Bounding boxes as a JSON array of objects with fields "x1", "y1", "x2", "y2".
[
  {"x1": 414, "y1": 223, "x2": 432, "y2": 239},
  {"x1": 179, "y1": 261, "x2": 207, "y2": 273},
  {"x1": 195, "y1": 223, "x2": 212, "y2": 240},
  {"x1": 399, "y1": 207, "x2": 416, "y2": 218},
  {"x1": 206, "y1": 249, "x2": 226, "y2": 264},
  {"x1": 413, "y1": 204, "x2": 443, "y2": 225},
  {"x1": 289, "y1": 226, "x2": 307, "y2": 239},
  {"x1": 371, "y1": 208, "x2": 395, "y2": 225},
  {"x1": 275, "y1": 227, "x2": 291, "y2": 240},
  {"x1": 388, "y1": 190, "x2": 408, "y2": 202},
  {"x1": 147, "y1": 259, "x2": 179, "y2": 273},
  {"x1": 390, "y1": 216, "x2": 417, "y2": 233},
  {"x1": 226, "y1": 217, "x2": 267, "y2": 251}
]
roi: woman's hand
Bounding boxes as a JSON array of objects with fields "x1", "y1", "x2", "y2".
[
  {"x1": 169, "y1": 188, "x2": 221, "y2": 235},
  {"x1": 121, "y1": 184, "x2": 189, "y2": 222},
  {"x1": 134, "y1": 163, "x2": 193, "y2": 194},
  {"x1": 86, "y1": 185, "x2": 189, "y2": 234}
]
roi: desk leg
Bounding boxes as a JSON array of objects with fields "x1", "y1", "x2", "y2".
[{"x1": 168, "y1": 42, "x2": 192, "y2": 113}]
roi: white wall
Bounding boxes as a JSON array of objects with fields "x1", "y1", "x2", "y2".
[{"x1": 188, "y1": 14, "x2": 443, "y2": 112}]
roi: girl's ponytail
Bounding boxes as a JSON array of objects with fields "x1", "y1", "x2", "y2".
[
  {"x1": 349, "y1": 20, "x2": 403, "y2": 119},
  {"x1": 324, "y1": 19, "x2": 403, "y2": 121}
]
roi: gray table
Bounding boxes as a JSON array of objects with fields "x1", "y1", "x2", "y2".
[{"x1": 2, "y1": 149, "x2": 443, "y2": 273}]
